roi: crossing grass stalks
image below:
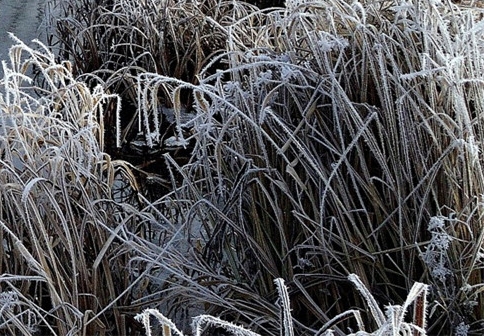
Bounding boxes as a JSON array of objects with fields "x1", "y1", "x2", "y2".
[
  {"x1": 134, "y1": 275, "x2": 429, "y2": 336},
  {"x1": 0, "y1": 36, "x2": 159, "y2": 335},
  {"x1": 4, "y1": 0, "x2": 484, "y2": 335},
  {"x1": 125, "y1": 0, "x2": 484, "y2": 334},
  {"x1": 48, "y1": 0, "x2": 262, "y2": 149}
]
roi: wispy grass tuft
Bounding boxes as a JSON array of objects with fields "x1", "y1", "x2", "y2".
[
  {"x1": 10, "y1": 0, "x2": 484, "y2": 335},
  {"x1": 47, "y1": 0, "x2": 263, "y2": 152},
  {"x1": 0, "y1": 36, "x2": 161, "y2": 335},
  {"x1": 135, "y1": 274, "x2": 429, "y2": 336},
  {"x1": 123, "y1": 0, "x2": 484, "y2": 334}
]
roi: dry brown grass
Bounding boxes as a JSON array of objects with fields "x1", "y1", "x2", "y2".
[
  {"x1": 129, "y1": 0, "x2": 484, "y2": 334},
  {"x1": 2, "y1": 0, "x2": 484, "y2": 334},
  {"x1": 0, "y1": 36, "x2": 156, "y2": 335}
]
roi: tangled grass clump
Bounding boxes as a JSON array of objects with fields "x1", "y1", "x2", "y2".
[
  {"x1": 2, "y1": 0, "x2": 484, "y2": 335},
  {"x1": 0, "y1": 36, "x2": 161, "y2": 335},
  {"x1": 48, "y1": 0, "x2": 266, "y2": 152},
  {"x1": 121, "y1": 0, "x2": 484, "y2": 334},
  {"x1": 135, "y1": 275, "x2": 429, "y2": 336}
]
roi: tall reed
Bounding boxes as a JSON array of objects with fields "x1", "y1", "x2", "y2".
[
  {"x1": 0, "y1": 36, "x2": 156, "y2": 335},
  {"x1": 48, "y1": 0, "x2": 259, "y2": 151},
  {"x1": 128, "y1": 0, "x2": 484, "y2": 334},
  {"x1": 34, "y1": 0, "x2": 484, "y2": 334}
]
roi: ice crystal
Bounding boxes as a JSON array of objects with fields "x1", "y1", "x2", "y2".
[
  {"x1": 421, "y1": 216, "x2": 453, "y2": 283},
  {"x1": 317, "y1": 33, "x2": 349, "y2": 53},
  {"x1": 281, "y1": 65, "x2": 297, "y2": 82},
  {"x1": 223, "y1": 81, "x2": 240, "y2": 97},
  {"x1": 255, "y1": 70, "x2": 273, "y2": 89},
  {"x1": 454, "y1": 322, "x2": 470, "y2": 336},
  {"x1": 0, "y1": 291, "x2": 17, "y2": 311},
  {"x1": 428, "y1": 216, "x2": 445, "y2": 230}
]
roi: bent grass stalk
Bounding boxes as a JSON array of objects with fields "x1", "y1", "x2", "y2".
[
  {"x1": 4, "y1": 0, "x2": 484, "y2": 334},
  {"x1": 136, "y1": 274, "x2": 428, "y2": 336},
  {"x1": 0, "y1": 36, "x2": 152, "y2": 335},
  {"x1": 130, "y1": 0, "x2": 484, "y2": 333}
]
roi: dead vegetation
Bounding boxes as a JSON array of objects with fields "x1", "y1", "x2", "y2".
[{"x1": 1, "y1": 0, "x2": 484, "y2": 335}]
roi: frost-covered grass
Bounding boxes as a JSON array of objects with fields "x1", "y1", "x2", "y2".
[
  {"x1": 126, "y1": 0, "x2": 484, "y2": 334},
  {"x1": 0, "y1": 36, "x2": 157, "y2": 335},
  {"x1": 135, "y1": 275, "x2": 429, "y2": 336},
  {"x1": 1, "y1": 0, "x2": 484, "y2": 335}
]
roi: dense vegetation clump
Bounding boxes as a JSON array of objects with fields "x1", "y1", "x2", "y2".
[{"x1": 1, "y1": 0, "x2": 484, "y2": 335}]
